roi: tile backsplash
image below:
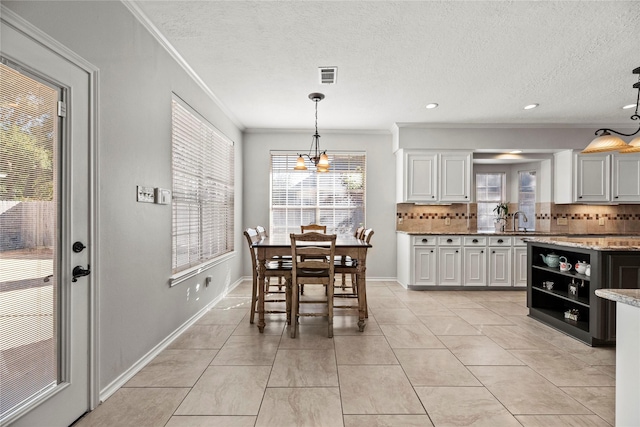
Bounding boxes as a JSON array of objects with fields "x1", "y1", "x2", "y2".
[{"x1": 397, "y1": 202, "x2": 640, "y2": 234}]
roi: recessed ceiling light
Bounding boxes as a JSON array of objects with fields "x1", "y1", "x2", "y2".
[
  {"x1": 623, "y1": 103, "x2": 637, "y2": 110},
  {"x1": 524, "y1": 104, "x2": 539, "y2": 110},
  {"x1": 425, "y1": 103, "x2": 439, "y2": 109},
  {"x1": 509, "y1": 150, "x2": 522, "y2": 154}
]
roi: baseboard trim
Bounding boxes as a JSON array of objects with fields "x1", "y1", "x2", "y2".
[{"x1": 98, "y1": 276, "x2": 244, "y2": 403}]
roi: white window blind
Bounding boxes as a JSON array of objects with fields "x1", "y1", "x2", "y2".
[
  {"x1": 476, "y1": 172, "x2": 505, "y2": 232},
  {"x1": 270, "y1": 152, "x2": 365, "y2": 236},
  {"x1": 0, "y1": 61, "x2": 58, "y2": 419},
  {"x1": 518, "y1": 171, "x2": 536, "y2": 230},
  {"x1": 171, "y1": 98, "x2": 234, "y2": 273}
]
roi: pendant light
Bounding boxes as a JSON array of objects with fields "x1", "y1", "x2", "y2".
[
  {"x1": 582, "y1": 67, "x2": 640, "y2": 154},
  {"x1": 294, "y1": 93, "x2": 330, "y2": 172}
]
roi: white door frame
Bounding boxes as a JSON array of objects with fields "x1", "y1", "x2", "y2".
[{"x1": 1, "y1": 5, "x2": 100, "y2": 425}]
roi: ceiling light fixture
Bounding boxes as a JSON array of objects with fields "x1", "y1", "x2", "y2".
[
  {"x1": 622, "y1": 103, "x2": 637, "y2": 110},
  {"x1": 509, "y1": 150, "x2": 523, "y2": 154},
  {"x1": 582, "y1": 66, "x2": 640, "y2": 154},
  {"x1": 524, "y1": 104, "x2": 539, "y2": 110},
  {"x1": 294, "y1": 93, "x2": 330, "y2": 172},
  {"x1": 425, "y1": 103, "x2": 439, "y2": 109}
]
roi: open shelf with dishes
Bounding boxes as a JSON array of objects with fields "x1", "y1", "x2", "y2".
[{"x1": 527, "y1": 241, "x2": 608, "y2": 346}]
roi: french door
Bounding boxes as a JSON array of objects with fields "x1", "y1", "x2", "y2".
[{"x1": 1, "y1": 16, "x2": 94, "y2": 427}]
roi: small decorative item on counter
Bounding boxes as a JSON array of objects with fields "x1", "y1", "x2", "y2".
[
  {"x1": 559, "y1": 256, "x2": 572, "y2": 272},
  {"x1": 564, "y1": 309, "x2": 580, "y2": 321},
  {"x1": 585, "y1": 265, "x2": 591, "y2": 276},
  {"x1": 575, "y1": 261, "x2": 588, "y2": 274},
  {"x1": 493, "y1": 202, "x2": 509, "y2": 233},
  {"x1": 542, "y1": 281, "x2": 554, "y2": 290},
  {"x1": 540, "y1": 253, "x2": 561, "y2": 268},
  {"x1": 568, "y1": 279, "x2": 578, "y2": 296}
]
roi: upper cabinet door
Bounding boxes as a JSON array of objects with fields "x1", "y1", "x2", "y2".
[
  {"x1": 612, "y1": 154, "x2": 640, "y2": 202},
  {"x1": 575, "y1": 153, "x2": 610, "y2": 202},
  {"x1": 439, "y1": 152, "x2": 472, "y2": 202},
  {"x1": 405, "y1": 152, "x2": 437, "y2": 202}
]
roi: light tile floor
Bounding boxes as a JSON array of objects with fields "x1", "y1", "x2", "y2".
[{"x1": 75, "y1": 281, "x2": 615, "y2": 427}]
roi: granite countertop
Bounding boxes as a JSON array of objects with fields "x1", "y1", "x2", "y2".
[
  {"x1": 397, "y1": 231, "x2": 562, "y2": 236},
  {"x1": 525, "y1": 236, "x2": 640, "y2": 251},
  {"x1": 595, "y1": 289, "x2": 640, "y2": 308}
]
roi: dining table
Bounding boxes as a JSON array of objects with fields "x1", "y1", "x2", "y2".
[{"x1": 252, "y1": 233, "x2": 371, "y2": 333}]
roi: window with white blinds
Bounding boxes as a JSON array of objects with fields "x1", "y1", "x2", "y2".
[
  {"x1": 171, "y1": 98, "x2": 234, "y2": 274},
  {"x1": 270, "y1": 152, "x2": 365, "y2": 236}
]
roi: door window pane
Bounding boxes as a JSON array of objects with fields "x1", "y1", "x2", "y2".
[{"x1": 0, "y1": 61, "x2": 59, "y2": 419}]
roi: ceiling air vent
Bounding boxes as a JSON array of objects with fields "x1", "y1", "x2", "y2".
[{"x1": 319, "y1": 67, "x2": 337, "y2": 85}]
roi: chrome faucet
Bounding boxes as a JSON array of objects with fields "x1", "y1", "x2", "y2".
[{"x1": 512, "y1": 211, "x2": 528, "y2": 232}]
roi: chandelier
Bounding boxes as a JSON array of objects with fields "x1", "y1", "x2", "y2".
[
  {"x1": 294, "y1": 93, "x2": 330, "y2": 172},
  {"x1": 582, "y1": 66, "x2": 640, "y2": 153}
]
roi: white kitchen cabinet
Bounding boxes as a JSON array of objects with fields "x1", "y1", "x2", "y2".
[
  {"x1": 439, "y1": 152, "x2": 472, "y2": 202},
  {"x1": 438, "y1": 247, "x2": 461, "y2": 285},
  {"x1": 438, "y1": 236, "x2": 462, "y2": 286},
  {"x1": 489, "y1": 247, "x2": 512, "y2": 286},
  {"x1": 396, "y1": 149, "x2": 472, "y2": 203},
  {"x1": 464, "y1": 247, "x2": 486, "y2": 286},
  {"x1": 513, "y1": 246, "x2": 528, "y2": 287},
  {"x1": 414, "y1": 246, "x2": 437, "y2": 285},
  {"x1": 554, "y1": 150, "x2": 640, "y2": 203},
  {"x1": 399, "y1": 233, "x2": 528, "y2": 289},
  {"x1": 575, "y1": 154, "x2": 610, "y2": 202},
  {"x1": 397, "y1": 151, "x2": 437, "y2": 202},
  {"x1": 612, "y1": 154, "x2": 640, "y2": 202}
]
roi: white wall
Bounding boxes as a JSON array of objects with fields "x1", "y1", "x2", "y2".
[
  {"x1": 4, "y1": 1, "x2": 244, "y2": 392},
  {"x1": 242, "y1": 131, "x2": 397, "y2": 279}
]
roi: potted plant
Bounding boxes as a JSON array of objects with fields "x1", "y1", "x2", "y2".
[{"x1": 493, "y1": 202, "x2": 509, "y2": 232}]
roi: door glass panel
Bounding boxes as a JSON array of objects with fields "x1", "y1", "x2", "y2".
[{"x1": 0, "y1": 62, "x2": 59, "y2": 419}]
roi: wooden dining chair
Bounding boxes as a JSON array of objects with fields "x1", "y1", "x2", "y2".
[
  {"x1": 334, "y1": 228, "x2": 374, "y2": 318},
  {"x1": 289, "y1": 232, "x2": 336, "y2": 338},
  {"x1": 243, "y1": 228, "x2": 291, "y2": 324},
  {"x1": 256, "y1": 225, "x2": 287, "y2": 291},
  {"x1": 300, "y1": 223, "x2": 327, "y2": 233},
  {"x1": 337, "y1": 226, "x2": 366, "y2": 289}
]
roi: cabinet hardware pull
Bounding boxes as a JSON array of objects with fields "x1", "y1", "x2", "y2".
[
  {"x1": 472, "y1": 239, "x2": 478, "y2": 243},
  {"x1": 422, "y1": 238, "x2": 428, "y2": 243},
  {"x1": 481, "y1": 250, "x2": 484, "y2": 253},
  {"x1": 447, "y1": 238, "x2": 453, "y2": 243},
  {"x1": 492, "y1": 250, "x2": 495, "y2": 253},
  {"x1": 497, "y1": 239, "x2": 503, "y2": 243},
  {"x1": 455, "y1": 250, "x2": 458, "y2": 253}
]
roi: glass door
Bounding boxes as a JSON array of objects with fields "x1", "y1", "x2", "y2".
[{"x1": 1, "y1": 18, "x2": 93, "y2": 426}]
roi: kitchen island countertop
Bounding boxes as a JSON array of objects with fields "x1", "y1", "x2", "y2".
[{"x1": 523, "y1": 236, "x2": 640, "y2": 251}]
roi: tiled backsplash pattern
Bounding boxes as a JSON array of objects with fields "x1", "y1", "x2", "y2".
[{"x1": 397, "y1": 202, "x2": 640, "y2": 234}]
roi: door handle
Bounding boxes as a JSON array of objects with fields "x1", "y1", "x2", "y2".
[{"x1": 72, "y1": 265, "x2": 91, "y2": 282}]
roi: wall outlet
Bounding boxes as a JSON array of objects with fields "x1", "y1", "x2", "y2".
[
  {"x1": 398, "y1": 217, "x2": 403, "y2": 224},
  {"x1": 445, "y1": 217, "x2": 451, "y2": 226},
  {"x1": 599, "y1": 217, "x2": 605, "y2": 226},
  {"x1": 136, "y1": 185, "x2": 154, "y2": 203},
  {"x1": 557, "y1": 217, "x2": 568, "y2": 226}
]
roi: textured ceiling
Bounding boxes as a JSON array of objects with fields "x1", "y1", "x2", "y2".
[{"x1": 131, "y1": 1, "x2": 640, "y2": 132}]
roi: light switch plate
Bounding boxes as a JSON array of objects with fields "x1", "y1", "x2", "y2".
[
  {"x1": 599, "y1": 217, "x2": 605, "y2": 226},
  {"x1": 136, "y1": 185, "x2": 155, "y2": 203},
  {"x1": 154, "y1": 188, "x2": 171, "y2": 205},
  {"x1": 557, "y1": 217, "x2": 568, "y2": 226}
]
